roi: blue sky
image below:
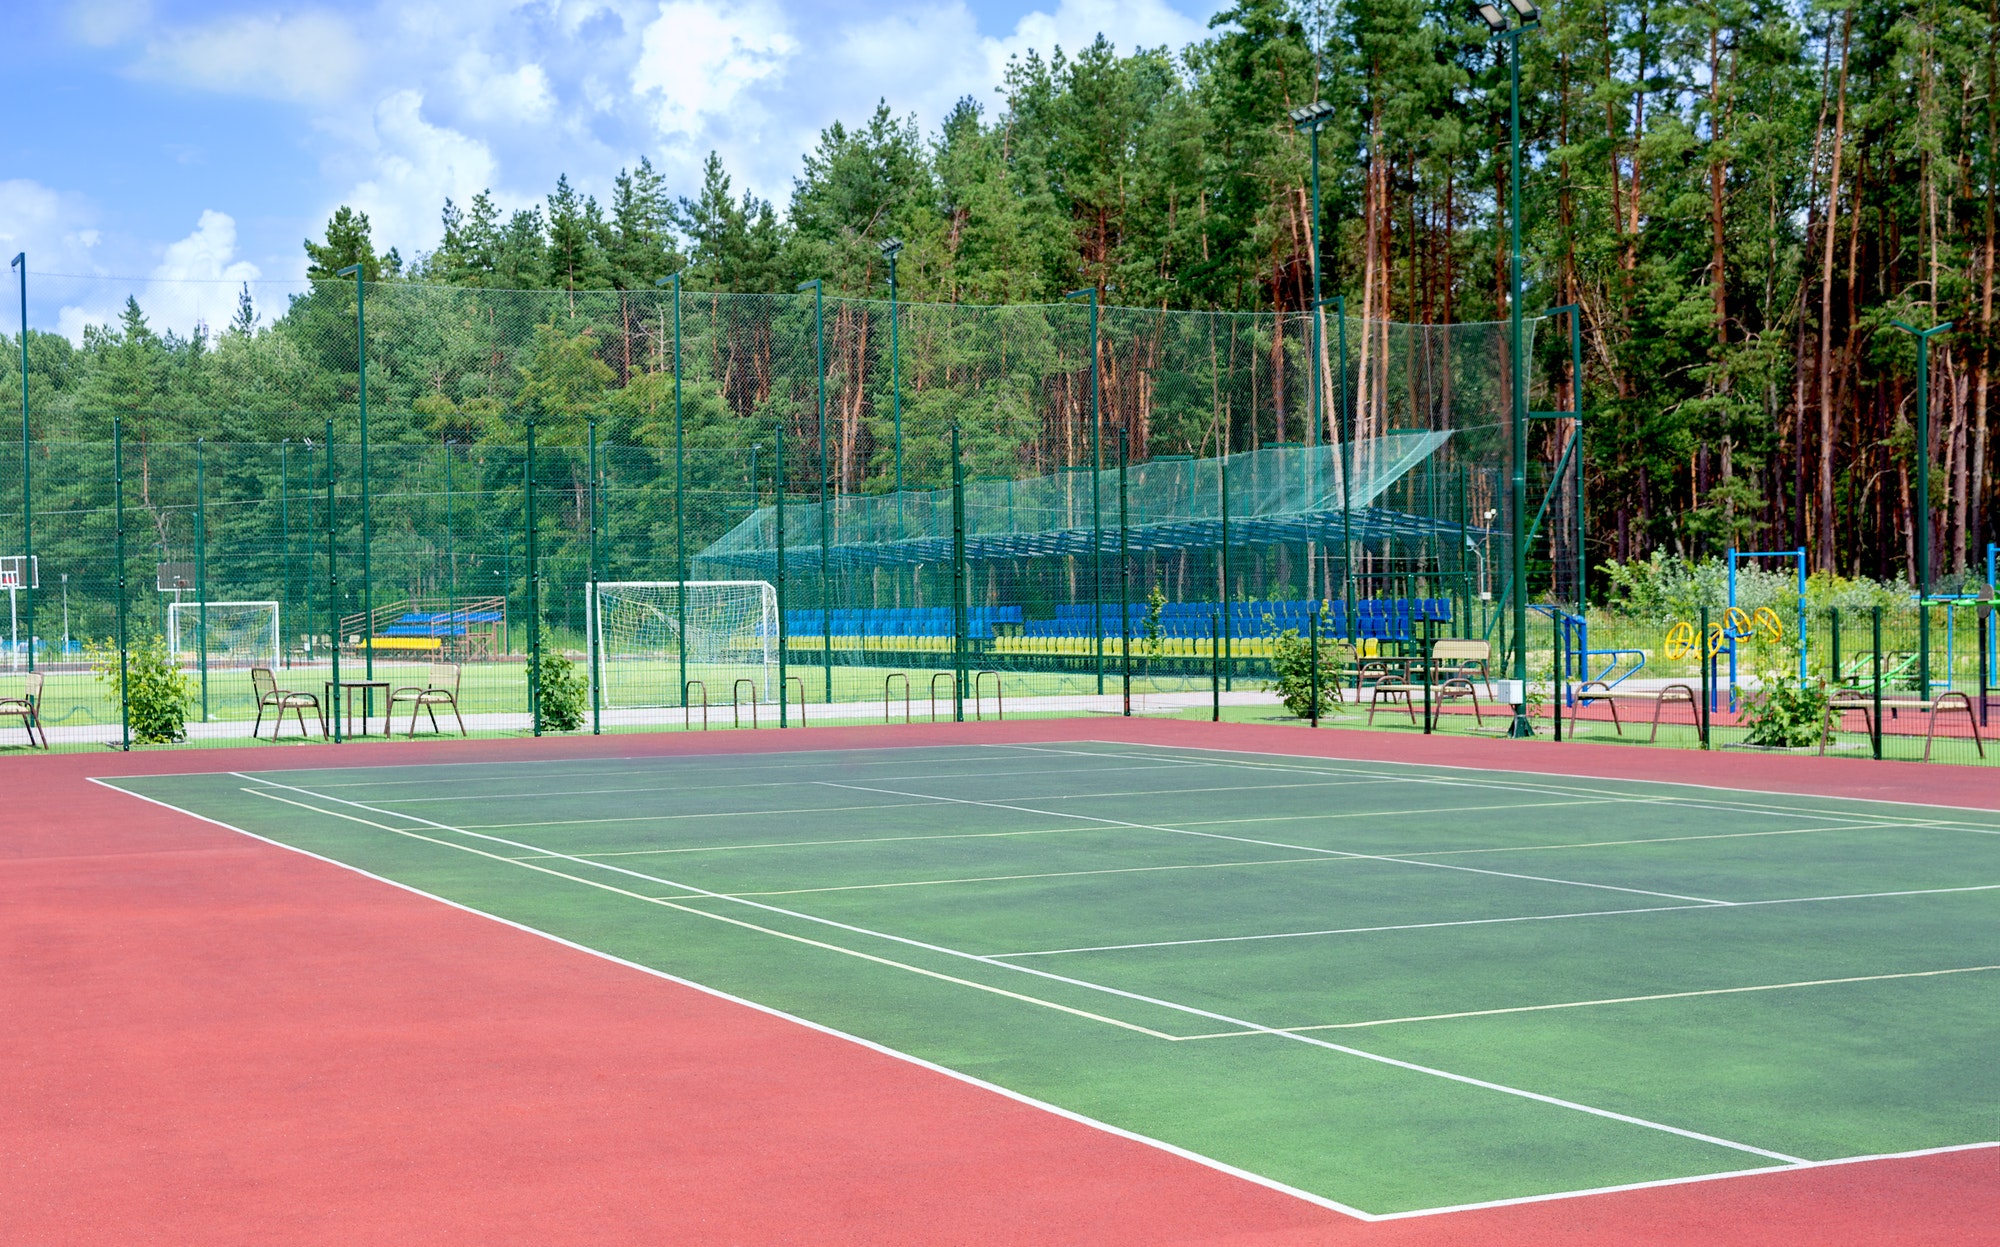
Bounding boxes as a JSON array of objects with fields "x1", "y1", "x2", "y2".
[{"x1": 6, "y1": 0, "x2": 1226, "y2": 336}]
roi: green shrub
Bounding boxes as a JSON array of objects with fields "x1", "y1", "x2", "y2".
[
  {"x1": 1740, "y1": 673, "x2": 1830, "y2": 748},
  {"x1": 1267, "y1": 618, "x2": 1345, "y2": 719},
  {"x1": 535, "y1": 637, "x2": 587, "y2": 732},
  {"x1": 87, "y1": 634, "x2": 193, "y2": 744}
]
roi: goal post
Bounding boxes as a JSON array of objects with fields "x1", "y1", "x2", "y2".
[
  {"x1": 587, "y1": 580, "x2": 777, "y2": 708},
  {"x1": 166, "y1": 601, "x2": 281, "y2": 670}
]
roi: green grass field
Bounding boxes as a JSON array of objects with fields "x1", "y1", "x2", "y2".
[{"x1": 106, "y1": 741, "x2": 1999, "y2": 1215}]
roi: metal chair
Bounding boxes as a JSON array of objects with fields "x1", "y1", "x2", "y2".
[
  {"x1": 389, "y1": 663, "x2": 466, "y2": 736},
  {"x1": 0, "y1": 671, "x2": 48, "y2": 749},
  {"x1": 251, "y1": 667, "x2": 323, "y2": 740}
]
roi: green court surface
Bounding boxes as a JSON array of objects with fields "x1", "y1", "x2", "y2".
[{"x1": 105, "y1": 742, "x2": 2000, "y2": 1217}]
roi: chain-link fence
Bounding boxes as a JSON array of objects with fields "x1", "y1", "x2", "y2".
[{"x1": 15, "y1": 275, "x2": 1984, "y2": 767}]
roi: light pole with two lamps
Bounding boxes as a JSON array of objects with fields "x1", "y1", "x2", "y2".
[{"x1": 1474, "y1": 0, "x2": 1541, "y2": 737}]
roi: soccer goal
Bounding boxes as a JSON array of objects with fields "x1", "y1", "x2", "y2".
[
  {"x1": 166, "y1": 601, "x2": 281, "y2": 670},
  {"x1": 587, "y1": 581, "x2": 778, "y2": 707}
]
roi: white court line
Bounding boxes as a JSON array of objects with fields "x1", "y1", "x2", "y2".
[
  {"x1": 992, "y1": 743, "x2": 1981, "y2": 832},
  {"x1": 238, "y1": 786, "x2": 1184, "y2": 1042},
  {"x1": 516, "y1": 825, "x2": 1114, "y2": 859},
  {"x1": 991, "y1": 883, "x2": 2000, "y2": 958},
  {"x1": 99, "y1": 776, "x2": 2000, "y2": 1222},
  {"x1": 817, "y1": 780, "x2": 1737, "y2": 906},
  {"x1": 368, "y1": 762, "x2": 1194, "y2": 805},
  {"x1": 463, "y1": 800, "x2": 942, "y2": 830},
  {"x1": 648, "y1": 853, "x2": 1347, "y2": 900},
  {"x1": 84, "y1": 777, "x2": 1384, "y2": 1223},
  {"x1": 1019, "y1": 741, "x2": 2000, "y2": 833},
  {"x1": 229, "y1": 772, "x2": 1805, "y2": 1166},
  {"x1": 1176, "y1": 965, "x2": 2000, "y2": 1037}
]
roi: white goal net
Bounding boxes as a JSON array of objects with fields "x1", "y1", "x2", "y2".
[
  {"x1": 166, "y1": 601, "x2": 281, "y2": 670},
  {"x1": 588, "y1": 581, "x2": 777, "y2": 707}
]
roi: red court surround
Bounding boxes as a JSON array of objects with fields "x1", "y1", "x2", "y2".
[{"x1": 2, "y1": 720, "x2": 1992, "y2": 1245}]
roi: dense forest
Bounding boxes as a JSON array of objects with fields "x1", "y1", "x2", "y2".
[{"x1": 6, "y1": 0, "x2": 1997, "y2": 592}]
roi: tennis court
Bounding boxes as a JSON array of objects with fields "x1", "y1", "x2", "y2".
[{"x1": 100, "y1": 738, "x2": 1998, "y2": 1220}]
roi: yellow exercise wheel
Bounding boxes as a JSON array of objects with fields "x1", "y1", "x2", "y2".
[
  {"x1": 1750, "y1": 606, "x2": 1784, "y2": 642},
  {"x1": 1662, "y1": 620, "x2": 1698, "y2": 661},
  {"x1": 1724, "y1": 606, "x2": 1752, "y2": 638}
]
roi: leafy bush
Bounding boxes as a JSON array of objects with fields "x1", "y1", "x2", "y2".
[
  {"x1": 1267, "y1": 618, "x2": 1345, "y2": 719},
  {"x1": 1740, "y1": 673, "x2": 1830, "y2": 748},
  {"x1": 535, "y1": 637, "x2": 587, "y2": 732},
  {"x1": 1599, "y1": 552, "x2": 1903, "y2": 624},
  {"x1": 87, "y1": 634, "x2": 193, "y2": 744}
]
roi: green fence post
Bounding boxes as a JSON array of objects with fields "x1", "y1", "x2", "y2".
[
  {"x1": 113, "y1": 417, "x2": 129, "y2": 750},
  {"x1": 1211, "y1": 608, "x2": 1220, "y2": 721},
  {"x1": 326, "y1": 420, "x2": 340, "y2": 743},
  {"x1": 1119, "y1": 427, "x2": 1131, "y2": 717},
  {"x1": 1309, "y1": 606, "x2": 1321, "y2": 729},
  {"x1": 334, "y1": 264, "x2": 374, "y2": 679},
  {"x1": 526, "y1": 419, "x2": 540, "y2": 736},
  {"x1": 11, "y1": 253, "x2": 29, "y2": 672},
  {"x1": 1220, "y1": 457, "x2": 1232, "y2": 692},
  {"x1": 1830, "y1": 606, "x2": 1842, "y2": 689},
  {"x1": 672, "y1": 272, "x2": 688, "y2": 712},
  {"x1": 952, "y1": 423, "x2": 966, "y2": 723},
  {"x1": 588, "y1": 417, "x2": 600, "y2": 736},
  {"x1": 1872, "y1": 605, "x2": 1884, "y2": 759},
  {"x1": 775, "y1": 429, "x2": 787, "y2": 729},
  {"x1": 279, "y1": 440, "x2": 291, "y2": 667},
  {"x1": 195, "y1": 438, "x2": 208, "y2": 722}
]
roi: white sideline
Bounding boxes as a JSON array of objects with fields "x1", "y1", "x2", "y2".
[{"x1": 88, "y1": 774, "x2": 1998, "y2": 1221}]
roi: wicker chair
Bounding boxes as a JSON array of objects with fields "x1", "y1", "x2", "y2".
[
  {"x1": 0, "y1": 671, "x2": 48, "y2": 749},
  {"x1": 251, "y1": 667, "x2": 323, "y2": 739},
  {"x1": 389, "y1": 664, "x2": 466, "y2": 736}
]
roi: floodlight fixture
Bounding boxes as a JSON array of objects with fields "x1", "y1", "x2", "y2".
[
  {"x1": 1507, "y1": 0, "x2": 1541, "y2": 21},
  {"x1": 878, "y1": 237, "x2": 903, "y2": 260},
  {"x1": 1288, "y1": 99, "x2": 1337, "y2": 131},
  {"x1": 1475, "y1": 3, "x2": 1509, "y2": 31}
]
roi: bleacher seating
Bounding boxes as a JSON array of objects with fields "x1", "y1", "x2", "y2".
[
  {"x1": 782, "y1": 605, "x2": 1026, "y2": 640},
  {"x1": 784, "y1": 598, "x2": 1453, "y2": 642},
  {"x1": 1022, "y1": 597, "x2": 1452, "y2": 641},
  {"x1": 377, "y1": 609, "x2": 505, "y2": 639}
]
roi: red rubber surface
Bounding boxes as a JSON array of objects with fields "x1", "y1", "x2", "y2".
[{"x1": 3, "y1": 720, "x2": 1993, "y2": 1244}]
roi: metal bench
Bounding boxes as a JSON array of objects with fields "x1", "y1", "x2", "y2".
[{"x1": 1574, "y1": 681, "x2": 1701, "y2": 741}]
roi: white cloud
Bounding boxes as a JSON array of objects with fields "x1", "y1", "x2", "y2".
[
  {"x1": 137, "y1": 11, "x2": 365, "y2": 104},
  {"x1": 343, "y1": 90, "x2": 502, "y2": 255},
  {"x1": 631, "y1": 0, "x2": 798, "y2": 138},
  {"x1": 0, "y1": 180, "x2": 104, "y2": 272},
  {"x1": 452, "y1": 52, "x2": 558, "y2": 124},
  {"x1": 56, "y1": 210, "x2": 266, "y2": 343},
  {"x1": 995, "y1": 0, "x2": 1209, "y2": 63}
]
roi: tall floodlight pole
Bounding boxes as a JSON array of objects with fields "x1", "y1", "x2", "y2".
[
  {"x1": 1291, "y1": 99, "x2": 1337, "y2": 610},
  {"x1": 1892, "y1": 317, "x2": 1953, "y2": 694},
  {"x1": 796, "y1": 278, "x2": 832, "y2": 702},
  {"x1": 11, "y1": 253, "x2": 31, "y2": 670},
  {"x1": 334, "y1": 263, "x2": 374, "y2": 677},
  {"x1": 1066, "y1": 285, "x2": 1107, "y2": 694},
  {"x1": 1475, "y1": 0, "x2": 1541, "y2": 737},
  {"x1": 879, "y1": 238, "x2": 904, "y2": 496}
]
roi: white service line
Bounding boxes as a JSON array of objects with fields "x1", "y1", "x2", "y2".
[
  {"x1": 815, "y1": 779, "x2": 1737, "y2": 906},
  {"x1": 991, "y1": 881, "x2": 2000, "y2": 958},
  {"x1": 991, "y1": 743, "x2": 1988, "y2": 832},
  {"x1": 1176, "y1": 965, "x2": 2000, "y2": 1036},
  {"x1": 1018, "y1": 741, "x2": 2000, "y2": 833},
  {"x1": 227, "y1": 771, "x2": 1807, "y2": 1167}
]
